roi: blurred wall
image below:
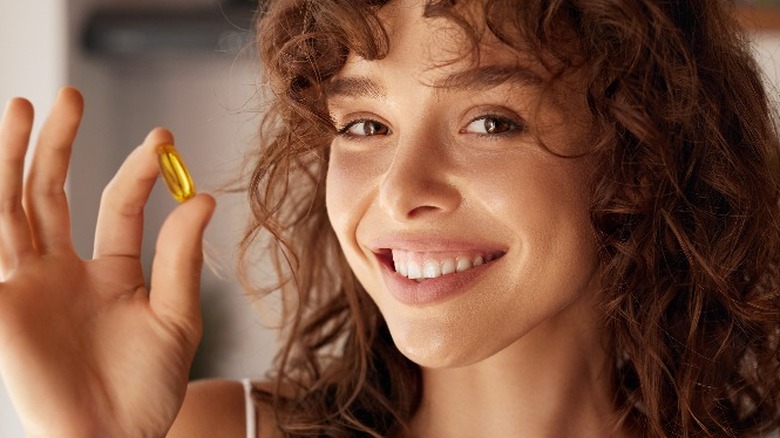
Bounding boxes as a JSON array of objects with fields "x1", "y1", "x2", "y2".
[{"x1": 755, "y1": 33, "x2": 780, "y2": 92}]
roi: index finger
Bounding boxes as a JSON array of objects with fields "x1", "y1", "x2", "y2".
[{"x1": 92, "y1": 128, "x2": 173, "y2": 259}]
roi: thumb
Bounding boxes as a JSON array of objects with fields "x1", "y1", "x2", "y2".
[{"x1": 149, "y1": 193, "x2": 216, "y2": 342}]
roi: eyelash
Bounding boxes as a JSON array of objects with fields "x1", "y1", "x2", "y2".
[
  {"x1": 335, "y1": 119, "x2": 391, "y2": 139},
  {"x1": 461, "y1": 114, "x2": 525, "y2": 138}
]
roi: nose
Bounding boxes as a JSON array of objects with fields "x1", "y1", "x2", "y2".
[{"x1": 378, "y1": 131, "x2": 461, "y2": 221}]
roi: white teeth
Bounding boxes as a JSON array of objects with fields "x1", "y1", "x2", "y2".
[
  {"x1": 456, "y1": 257, "x2": 472, "y2": 272},
  {"x1": 407, "y1": 261, "x2": 422, "y2": 280},
  {"x1": 441, "y1": 259, "x2": 456, "y2": 275},
  {"x1": 394, "y1": 259, "x2": 408, "y2": 277},
  {"x1": 392, "y1": 252, "x2": 501, "y2": 281},
  {"x1": 423, "y1": 260, "x2": 441, "y2": 279}
]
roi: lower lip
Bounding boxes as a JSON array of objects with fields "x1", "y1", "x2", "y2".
[{"x1": 379, "y1": 259, "x2": 499, "y2": 306}]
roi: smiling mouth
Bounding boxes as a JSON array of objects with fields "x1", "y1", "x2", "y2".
[{"x1": 377, "y1": 249, "x2": 506, "y2": 281}]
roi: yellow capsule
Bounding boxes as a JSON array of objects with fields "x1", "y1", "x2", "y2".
[{"x1": 156, "y1": 144, "x2": 196, "y2": 203}]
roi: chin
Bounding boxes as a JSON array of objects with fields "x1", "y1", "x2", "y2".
[{"x1": 385, "y1": 317, "x2": 503, "y2": 369}]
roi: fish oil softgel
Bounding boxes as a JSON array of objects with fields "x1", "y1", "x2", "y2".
[{"x1": 157, "y1": 144, "x2": 196, "y2": 203}]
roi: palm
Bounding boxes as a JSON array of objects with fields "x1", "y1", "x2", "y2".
[{"x1": 0, "y1": 88, "x2": 215, "y2": 437}]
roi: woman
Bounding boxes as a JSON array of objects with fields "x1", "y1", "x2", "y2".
[{"x1": 0, "y1": 0, "x2": 778, "y2": 437}]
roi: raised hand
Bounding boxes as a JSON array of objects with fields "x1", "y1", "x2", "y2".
[{"x1": 0, "y1": 87, "x2": 215, "y2": 438}]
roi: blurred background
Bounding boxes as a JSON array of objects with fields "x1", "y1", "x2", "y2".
[
  {"x1": 1, "y1": 1, "x2": 780, "y2": 436},
  {"x1": 0, "y1": 0, "x2": 277, "y2": 435}
]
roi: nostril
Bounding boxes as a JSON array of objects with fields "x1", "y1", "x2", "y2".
[{"x1": 406, "y1": 205, "x2": 443, "y2": 219}]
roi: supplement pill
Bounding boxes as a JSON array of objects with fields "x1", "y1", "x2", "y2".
[{"x1": 156, "y1": 144, "x2": 196, "y2": 203}]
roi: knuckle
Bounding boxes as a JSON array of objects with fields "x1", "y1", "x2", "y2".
[
  {"x1": 0, "y1": 194, "x2": 23, "y2": 216},
  {"x1": 29, "y1": 182, "x2": 66, "y2": 197},
  {"x1": 24, "y1": 172, "x2": 66, "y2": 198},
  {"x1": 101, "y1": 182, "x2": 143, "y2": 218}
]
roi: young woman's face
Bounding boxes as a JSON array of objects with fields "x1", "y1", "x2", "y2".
[{"x1": 326, "y1": 0, "x2": 601, "y2": 368}]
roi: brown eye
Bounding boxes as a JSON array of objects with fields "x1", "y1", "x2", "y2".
[
  {"x1": 464, "y1": 115, "x2": 523, "y2": 135},
  {"x1": 341, "y1": 120, "x2": 390, "y2": 137}
]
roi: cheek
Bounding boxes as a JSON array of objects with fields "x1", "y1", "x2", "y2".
[
  {"x1": 470, "y1": 156, "x2": 592, "y2": 230},
  {"x1": 325, "y1": 153, "x2": 350, "y2": 236},
  {"x1": 326, "y1": 147, "x2": 393, "y2": 297},
  {"x1": 469, "y1": 155, "x2": 598, "y2": 291},
  {"x1": 325, "y1": 147, "x2": 382, "y2": 250}
]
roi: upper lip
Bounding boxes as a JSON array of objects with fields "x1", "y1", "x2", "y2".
[{"x1": 365, "y1": 235, "x2": 509, "y2": 254}]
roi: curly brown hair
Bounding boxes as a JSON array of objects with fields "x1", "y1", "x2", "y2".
[{"x1": 241, "y1": 0, "x2": 780, "y2": 436}]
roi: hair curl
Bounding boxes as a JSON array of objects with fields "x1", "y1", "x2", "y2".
[{"x1": 242, "y1": 0, "x2": 780, "y2": 436}]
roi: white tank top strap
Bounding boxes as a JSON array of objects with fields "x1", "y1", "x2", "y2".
[{"x1": 242, "y1": 378, "x2": 257, "y2": 438}]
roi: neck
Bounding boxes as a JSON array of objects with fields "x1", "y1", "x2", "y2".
[{"x1": 408, "y1": 292, "x2": 630, "y2": 438}]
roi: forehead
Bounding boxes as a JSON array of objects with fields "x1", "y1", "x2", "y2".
[{"x1": 327, "y1": 0, "x2": 575, "y2": 102}]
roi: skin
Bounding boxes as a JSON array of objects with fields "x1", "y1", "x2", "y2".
[{"x1": 326, "y1": 1, "x2": 630, "y2": 437}]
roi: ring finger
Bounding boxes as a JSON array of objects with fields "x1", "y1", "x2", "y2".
[{"x1": 23, "y1": 87, "x2": 84, "y2": 254}]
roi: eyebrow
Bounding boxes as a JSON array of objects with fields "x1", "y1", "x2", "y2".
[
  {"x1": 325, "y1": 76, "x2": 387, "y2": 99},
  {"x1": 435, "y1": 64, "x2": 545, "y2": 91},
  {"x1": 325, "y1": 65, "x2": 545, "y2": 100}
]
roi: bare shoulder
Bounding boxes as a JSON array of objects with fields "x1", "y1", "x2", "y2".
[
  {"x1": 167, "y1": 379, "x2": 245, "y2": 438},
  {"x1": 166, "y1": 378, "x2": 280, "y2": 438}
]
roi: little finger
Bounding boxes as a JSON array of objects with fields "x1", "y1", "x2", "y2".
[{"x1": 0, "y1": 98, "x2": 35, "y2": 272}]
